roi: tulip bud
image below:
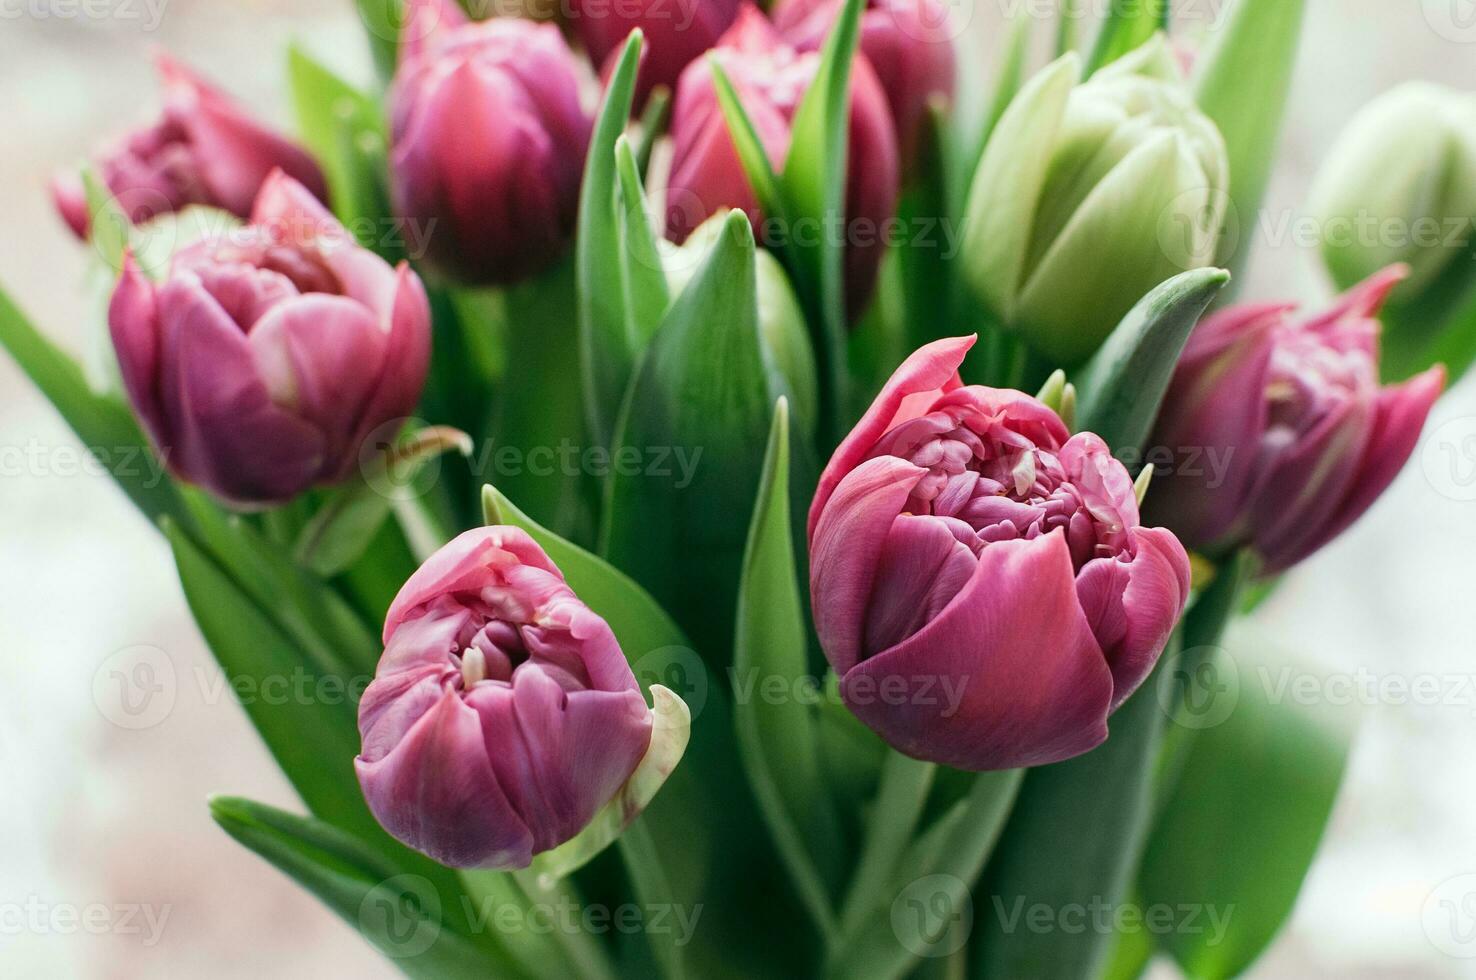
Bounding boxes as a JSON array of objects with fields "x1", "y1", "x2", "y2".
[
  {"x1": 1146, "y1": 266, "x2": 1445, "y2": 574},
  {"x1": 52, "y1": 54, "x2": 327, "y2": 239},
  {"x1": 807, "y1": 335, "x2": 1190, "y2": 771},
  {"x1": 773, "y1": 0, "x2": 956, "y2": 170},
  {"x1": 108, "y1": 172, "x2": 432, "y2": 507},
  {"x1": 661, "y1": 214, "x2": 819, "y2": 436},
  {"x1": 961, "y1": 40, "x2": 1228, "y2": 366},
  {"x1": 570, "y1": 0, "x2": 741, "y2": 107},
  {"x1": 389, "y1": 11, "x2": 592, "y2": 285},
  {"x1": 666, "y1": 5, "x2": 900, "y2": 320},
  {"x1": 355, "y1": 527, "x2": 661, "y2": 870},
  {"x1": 1309, "y1": 82, "x2": 1476, "y2": 298}
]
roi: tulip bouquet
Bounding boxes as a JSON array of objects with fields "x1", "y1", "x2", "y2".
[{"x1": 3, "y1": 0, "x2": 1468, "y2": 976}]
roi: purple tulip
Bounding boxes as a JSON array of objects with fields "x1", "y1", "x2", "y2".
[
  {"x1": 807, "y1": 336, "x2": 1190, "y2": 771},
  {"x1": 666, "y1": 4, "x2": 900, "y2": 320},
  {"x1": 108, "y1": 172, "x2": 431, "y2": 507},
  {"x1": 389, "y1": 6, "x2": 592, "y2": 285},
  {"x1": 570, "y1": 0, "x2": 741, "y2": 107},
  {"x1": 52, "y1": 53, "x2": 327, "y2": 239},
  {"x1": 355, "y1": 527, "x2": 654, "y2": 870},
  {"x1": 773, "y1": 0, "x2": 956, "y2": 169},
  {"x1": 1147, "y1": 266, "x2": 1445, "y2": 574}
]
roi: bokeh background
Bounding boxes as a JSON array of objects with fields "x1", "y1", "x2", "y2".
[{"x1": 2, "y1": 0, "x2": 1474, "y2": 976}]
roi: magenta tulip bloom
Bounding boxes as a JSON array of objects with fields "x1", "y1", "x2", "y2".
[
  {"x1": 807, "y1": 336, "x2": 1190, "y2": 770},
  {"x1": 666, "y1": 5, "x2": 900, "y2": 319},
  {"x1": 52, "y1": 53, "x2": 327, "y2": 239},
  {"x1": 1147, "y1": 266, "x2": 1445, "y2": 574},
  {"x1": 356, "y1": 527, "x2": 653, "y2": 869},
  {"x1": 774, "y1": 0, "x2": 956, "y2": 168},
  {"x1": 570, "y1": 0, "x2": 741, "y2": 106},
  {"x1": 108, "y1": 172, "x2": 431, "y2": 507},
  {"x1": 389, "y1": 7, "x2": 592, "y2": 285}
]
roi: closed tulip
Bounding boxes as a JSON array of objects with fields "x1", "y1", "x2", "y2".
[
  {"x1": 389, "y1": 8, "x2": 591, "y2": 285},
  {"x1": 52, "y1": 54, "x2": 327, "y2": 239},
  {"x1": 1147, "y1": 266, "x2": 1445, "y2": 574},
  {"x1": 807, "y1": 335, "x2": 1190, "y2": 771},
  {"x1": 961, "y1": 40, "x2": 1228, "y2": 365},
  {"x1": 773, "y1": 0, "x2": 956, "y2": 169},
  {"x1": 356, "y1": 527, "x2": 656, "y2": 870},
  {"x1": 570, "y1": 0, "x2": 741, "y2": 106},
  {"x1": 666, "y1": 4, "x2": 899, "y2": 320},
  {"x1": 108, "y1": 172, "x2": 431, "y2": 507}
]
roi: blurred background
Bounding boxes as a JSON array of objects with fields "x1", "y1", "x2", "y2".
[{"x1": 2, "y1": 0, "x2": 1474, "y2": 976}]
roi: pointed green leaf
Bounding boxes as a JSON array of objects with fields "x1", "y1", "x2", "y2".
[
  {"x1": 709, "y1": 57, "x2": 787, "y2": 224},
  {"x1": 1073, "y1": 267, "x2": 1230, "y2": 453},
  {"x1": 602, "y1": 210, "x2": 775, "y2": 659},
  {"x1": 209, "y1": 796, "x2": 509, "y2": 979},
  {"x1": 0, "y1": 285, "x2": 186, "y2": 527},
  {"x1": 615, "y1": 135, "x2": 672, "y2": 348},
  {"x1": 577, "y1": 30, "x2": 645, "y2": 449},
  {"x1": 1087, "y1": 0, "x2": 1169, "y2": 74},
  {"x1": 1193, "y1": 0, "x2": 1306, "y2": 276},
  {"x1": 352, "y1": 0, "x2": 404, "y2": 83},
  {"x1": 734, "y1": 400, "x2": 842, "y2": 938},
  {"x1": 1139, "y1": 634, "x2": 1352, "y2": 978}
]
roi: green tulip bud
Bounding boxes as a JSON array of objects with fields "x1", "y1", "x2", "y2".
[
  {"x1": 1309, "y1": 82, "x2": 1476, "y2": 298},
  {"x1": 962, "y1": 36, "x2": 1229, "y2": 366},
  {"x1": 662, "y1": 214, "x2": 819, "y2": 437}
]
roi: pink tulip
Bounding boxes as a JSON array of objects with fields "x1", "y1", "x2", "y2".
[
  {"x1": 1148, "y1": 266, "x2": 1445, "y2": 574},
  {"x1": 355, "y1": 527, "x2": 653, "y2": 870},
  {"x1": 108, "y1": 172, "x2": 431, "y2": 507},
  {"x1": 666, "y1": 4, "x2": 900, "y2": 320},
  {"x1": 773, "y1": 0, "x2": 956, "y2": 169},
  {"x1": 389, "y1": 7, "x2": 592, "y2": 285},
  {"x1": 807, "y1": 336, "x2": 1190, "y2": 770},
  {"x1": 52, "y1": 53, "x2": 327, "y2": 239},
  {"x1": 570, "y1": 0, "x2": 741, "y2": 106}
]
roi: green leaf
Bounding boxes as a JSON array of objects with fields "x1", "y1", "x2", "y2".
[
  {"x1": 832, "y1": 769, "x2": 1023, "y2": 980},
  {"x1": 164, "y1": 518, "x2": 379, "y2": 843},
  {"x1": 614, "y1": 135, "x2": 672, "y2": 351},
  {"x1": 709, "y1": 58, "x2": 788, "y2": 225},
  {"x1": 576, "y1": 30, "x2": 645, "y2": 449},
  {"x1": 209, "y1": 796, "x2": 508, "y2": 979},
  {"x1": 352, "y1": 0, "x2": 403, "y2": 83},
  {"x1": 0, "y1": 284, "x2": 186, "y2": 527},
  {"x1": 1087, "y1": 0, "x2": 1169, "y2": 74},
  {"x1": 1193, "y1": 0, "x2": 1307, "y2": 278},
  {"x1": 286, "y1": 45, "x2": 390, "y2": 236},
  {"x1": 82, "y1": 169, "x2": 131, "y2": 276},
  {"x1": 970, "y1": 651, "x2": 1175, "y2": 980},
  {"x1": 733, "y1": 400, "x2": 842, "y2": 938},
  {"x1": 780, "y1": 0, "x2": 866, "y2": 438},
  {"x1": 1073, "y1": 267, "x2": 1230, "y2": 454},
  {"x1": 601, "y1": 210, "x2": 775, "y2": 660},
  {"x1": 1138, "y1": 634, "x2": 1353, "y2": 978}
]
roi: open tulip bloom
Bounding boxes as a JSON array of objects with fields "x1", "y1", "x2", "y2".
[{"x1": 3, "y1": 3, "x2": 1464, "y2": 977}]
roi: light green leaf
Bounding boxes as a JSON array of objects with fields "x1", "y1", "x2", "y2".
[
  {"x1": 286, "y1": 45, "x2": 389, "y2": 237},
  {"x1": 209, "y1": 796, "x2": 508, "y2": 979},
  {"x1": 614, "y1": 135, "x2": 671, "y2": 349},
  {"x1": 1073, "y1": 267, "x2": 1230, "y2": 454},
  {"x1": 1087, "y1": 0, "x2": 1169, "y2": 75},
  {"x1": 1138, "y1": 632, "x2": 1353, "y2": 978},
  {"x1": 576, "y1": 30, "x2": 645, "y2": 449},
  {"x1": 709, "y1": 57, "x2": 788, "y2": 225},
  {"x1": 1193, "y1": 0, "x2": 1307, "y2": 277},
  {"x1": 734, "y1": 400, "x2": 842, "y2": 938},
  {"x1": 0, "y1": 285, "x2": 186, "y2": 527}
]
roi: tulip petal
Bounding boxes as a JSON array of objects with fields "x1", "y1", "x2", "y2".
[
  {"x1": 108, "y1": 255, "x2": 167, "y2": 445},
  {"x1": 810, "y1": 456, "x2": 928, "y2": 675},
  {"x1": 356, "y1": 688, "x2": 535, "y2": 869},
  {"x1": 842, "y1": 532, "x2": 1113, "y2": 771},
  {"x1": 808, "y1": 334, "x2": 974, "y2": 539},
  {"x1": 863, "y1": 514, "x2": 979, "y2": 656}
]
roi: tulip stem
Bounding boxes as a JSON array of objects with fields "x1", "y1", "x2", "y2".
[
  {"x1": 617, "y1": 818, "x2": 688, "y2": 980},
  {"x1": 510, "y1": 869, "x2": 620, "y2": 980},
  {"x1": 836, "y1": 752, "x2": 937, "y2": 941}
]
